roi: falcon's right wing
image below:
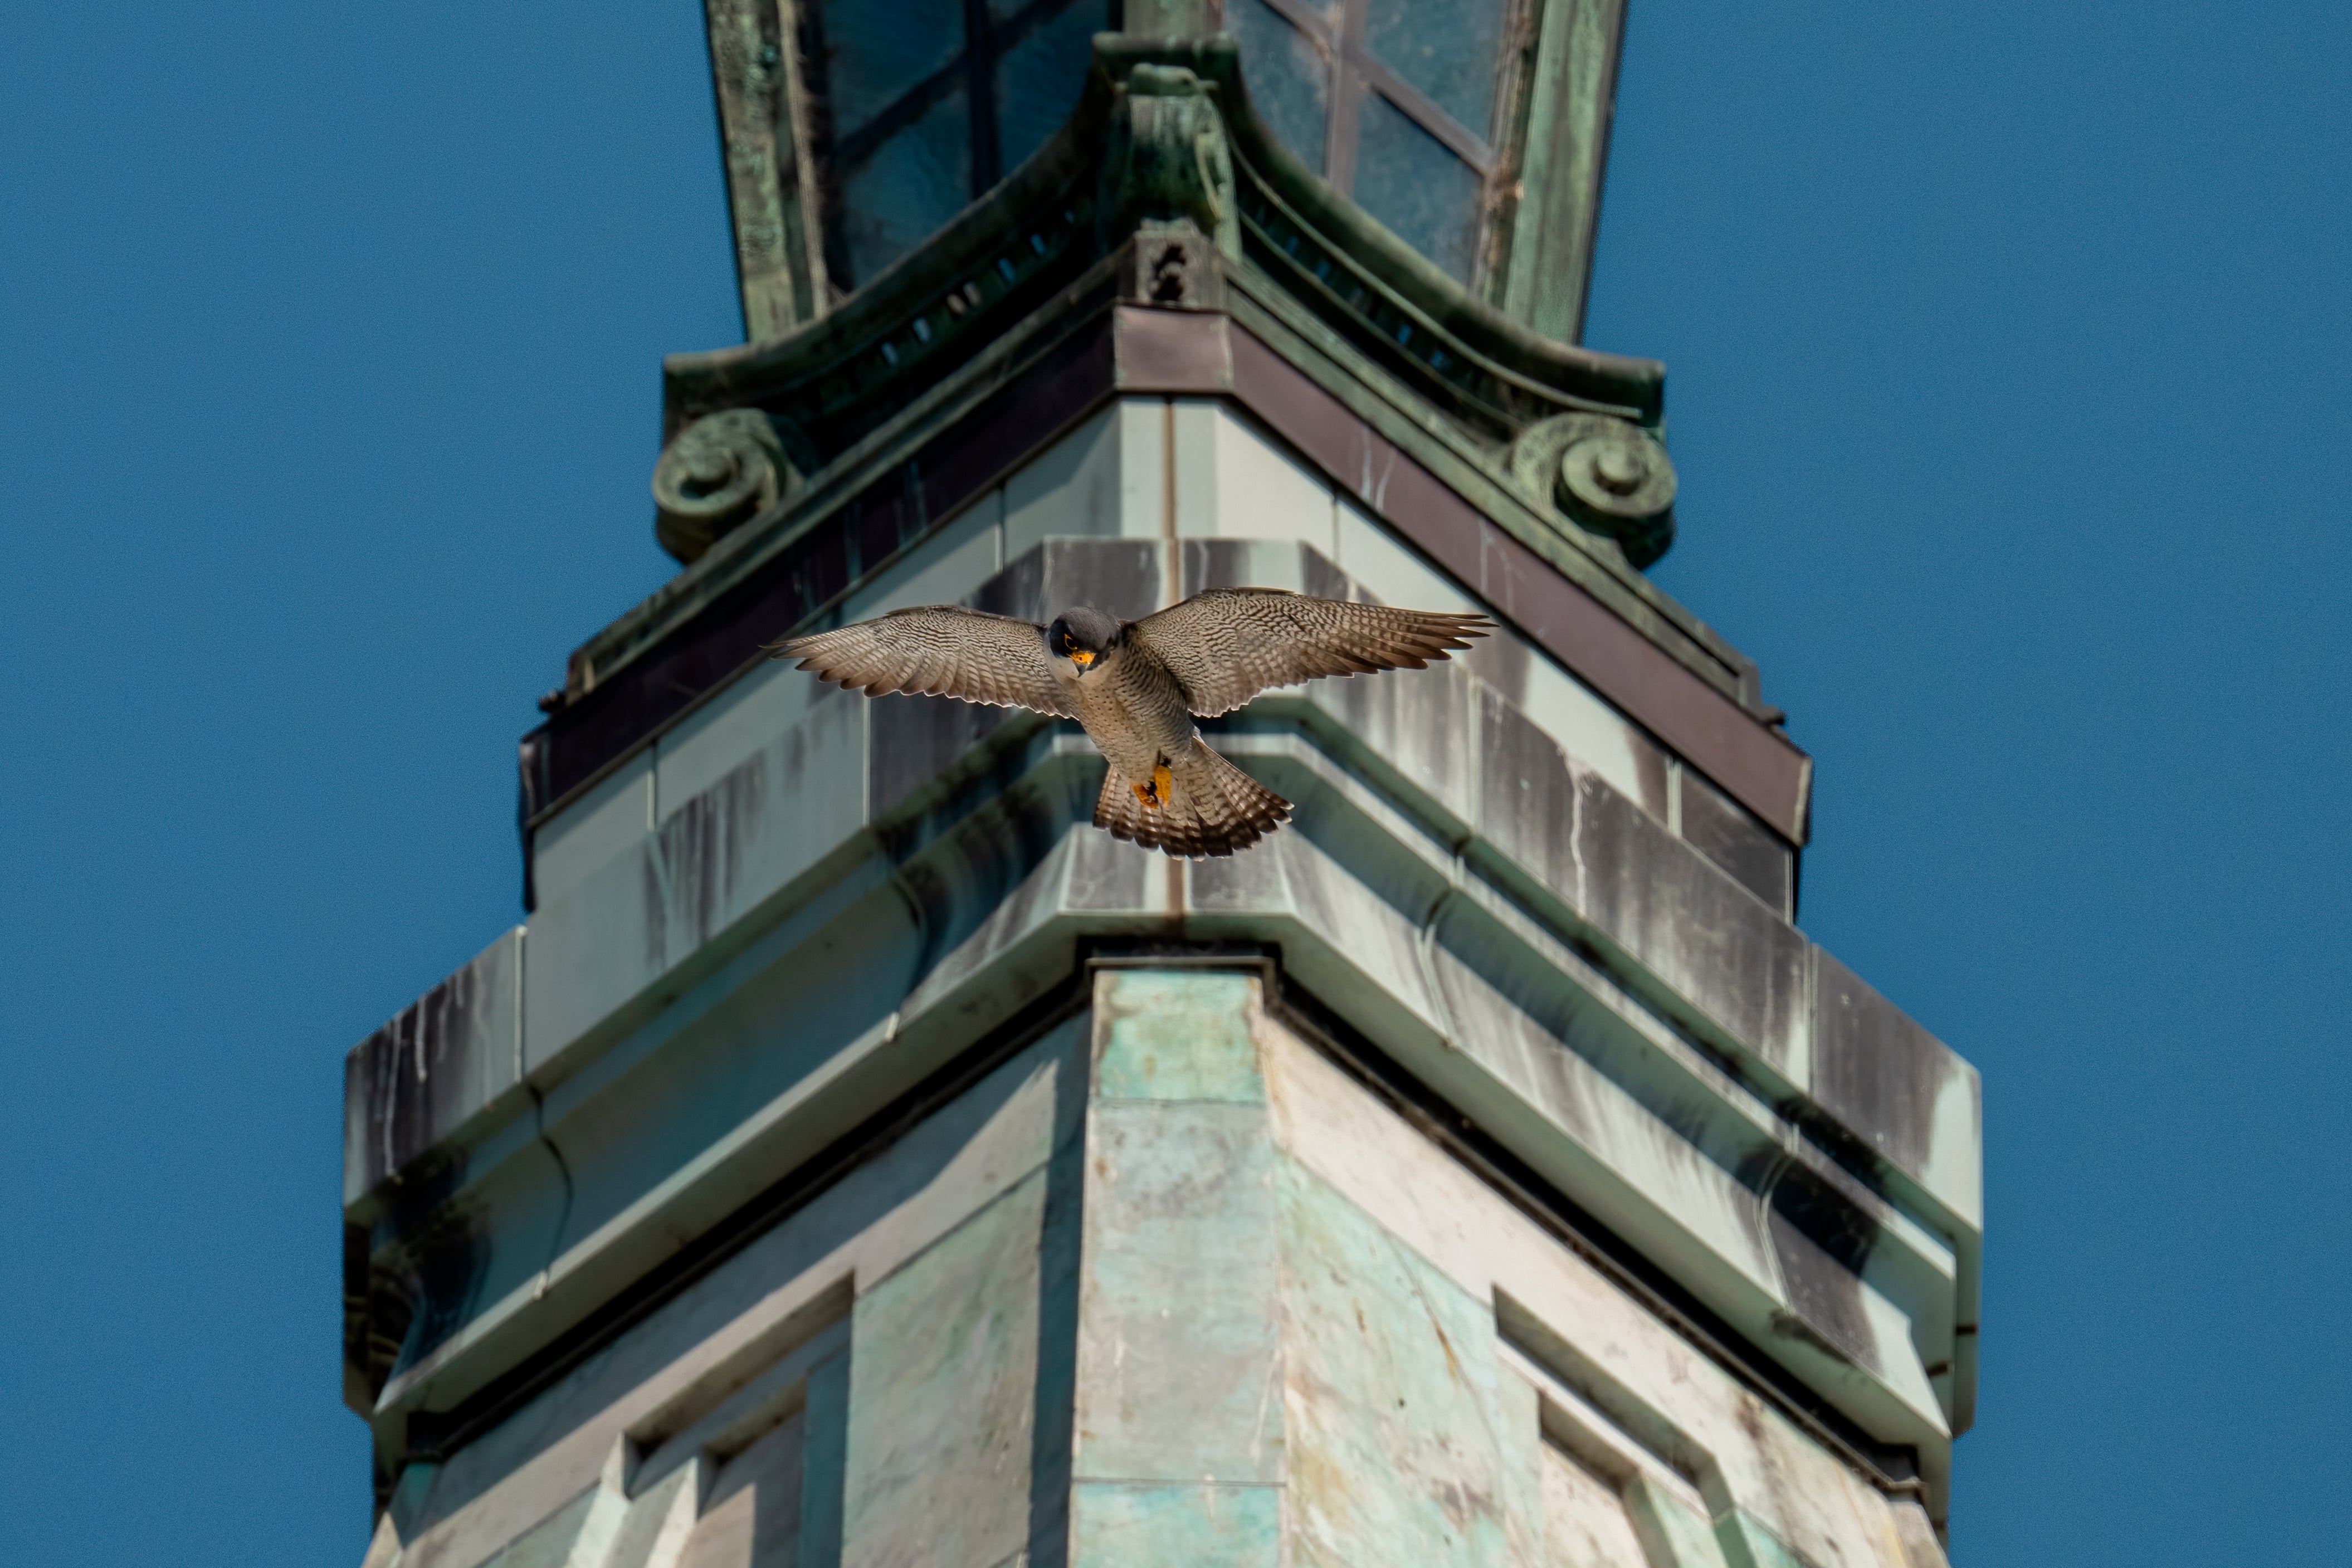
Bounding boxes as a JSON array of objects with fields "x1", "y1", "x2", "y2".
[
  {"x1": 768, "y1": 606, "x2": 1076, "y2": 717},
  {"x1": 1129, "y1": 588, "x2": 1490, "y2": 717}
]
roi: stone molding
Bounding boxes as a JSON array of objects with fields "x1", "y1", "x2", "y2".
[{"x1": 351, "y1": 553, "x2": 1977, "y2": 1520}]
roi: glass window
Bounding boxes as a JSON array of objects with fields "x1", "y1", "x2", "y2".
[
  {"x1": 819, "y1": 0, "x2": 963, "y2": 140},
  {"x1": 808, "y1": 0, "x2": 1111, "y2": 289},
  {"x1": 1232, "y1": 0, "x2": 1512, "y2": 285},
  {"x1": 1229, "y1": 0, "x2": 1331, "y2": 172},
  {"x1": 1354, "y1": 90, "x2": 1484, "y2": 282},
  {"x1": 995, "y1": 1, "x2": 1105, "y2": 174},
  {"x1": 1363, "y1": 0, "x2": 1505, "y2": 138},
  {"x1": 841, "y1": 88, "x2": 974, "y2": 286}
]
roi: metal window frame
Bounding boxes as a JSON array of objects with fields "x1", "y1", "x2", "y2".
[
  {"x1": 702, "y1": 0, "x2": 1625, "y2": 344},
  {"x1": 1240, "y1": 0, "x2": 1623, "y2": 340}
]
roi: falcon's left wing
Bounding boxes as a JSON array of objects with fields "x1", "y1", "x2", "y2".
[
  {"x1": 768, "y1": 605, "x2": 1076, "y2": 717},
  {"x1": 1129, "y1": 588, "x2": 1490, "y2": 717}
]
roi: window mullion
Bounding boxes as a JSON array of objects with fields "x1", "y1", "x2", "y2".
[
  {"x1": 1327, "y1": 0, "x2": 1366, "y2": 193},
  {"x1": 1346, "y1": 48, "x2": 1495, "y2": 169},
  {"x1": 965, "y1": 0, "x2": 1001, "y2": 194}
]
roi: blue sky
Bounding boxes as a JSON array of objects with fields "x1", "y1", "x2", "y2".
[{"x1": 1, "y1": 2, "x2": 2344, "y2": 1563}]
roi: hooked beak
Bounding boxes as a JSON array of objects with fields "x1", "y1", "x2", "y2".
[{"x1": 1068, "y1": 649, "x2": 1095, "y2": 667}]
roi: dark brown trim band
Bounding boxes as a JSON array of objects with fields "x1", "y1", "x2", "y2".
[
  {"x1": 524, "y1": 303, "x2": 1809, "y2": 859},
  {"x1": 1218, "y1": 320, "x2": 1811, "y2": 841}
]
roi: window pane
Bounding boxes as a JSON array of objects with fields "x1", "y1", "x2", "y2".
[
  {"x1": 817, "y1": 0, "x2": 965, "y2": 140},
  {"x1": 1228, "y1": 0, "x2": 1329, "y2": 174},
  {"x1": 994, "y1": 1, "x2": 1103, "y2": 177},
  {"x1": 1352, "y1": 90, "x2": 1482, "y2": 281},
  {"x1": 842, "y1": 88, "x2": 974, "y2": 285},
  {"x1": 1363, "y1": 0, "x2": 1506, "y2": 139}
]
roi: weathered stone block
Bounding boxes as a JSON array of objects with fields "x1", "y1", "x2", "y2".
[
  {"x1": 1093, "y1": 969, "x2": 1263, "y2": 1102},
  {"x1": 1275, "y1": 1159, "x2": 1516, "y2": 1567},
  {"x1": 868, "y1": 694, "x2": 1008, "y2": 821},
  {"x1": 345, "y1": 927, "x2": 523, "y2": 1205},
  {"x1": 1573, "y1": 774, "x2": 1811, "y2": 1090},
  {"x1": 1678, "y1": 768, "x2": 1793, "y2": 919},
  {"x1": 1076, "y1": 1102, "x2": 1282, "y2": 1483},
  {"x1": 1067, "y1": 1481, "x2": 1281, "y2": 1568},
  {"x1": 842, "y1": 1174, "x2": 1048, "y2": 1568},
  {"x1": 1811, "y1": 949, "x2": 1983, "y2": 1231}
]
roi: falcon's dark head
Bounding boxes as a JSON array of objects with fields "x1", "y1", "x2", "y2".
[{"x1": 1047, "y1": 607, "x2": 1121, "y2": 671}]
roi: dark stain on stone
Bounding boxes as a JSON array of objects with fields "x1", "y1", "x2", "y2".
[
  {"x1": 1040, "y1": 538, "x2": 1162, "y2": 623},
  {"x1": 393, "y1": 1205, "x2": 495, "y2": 1374},
  {"x1": 871, "y1": 695, "x2": 1008, "y2": 820},
  {"x1": 1474, "y1": 687, "x2": 1577, "y2": 895},
  {"x1": 1316, "y1": 662, "x2": 1473, "y2": 821},
  {"x1": 1575, "y1": 777, "x2": 1806, "y2": 1075},
  {"x1": 890, "y1": 760, "x2": 1075, "y2": 993},
  {"x1": 1766, "y1": 1306, "x2": 1860, "y2": 1370},
  {"x1": 1678, "y1": 767, "x2": 1793, "y2": 917},
  {"x1": 976, "y1": 541, "x2": 1048, "y2": 622},
  {"x1": 658, "y1": 746, "x2": 774, "y2": 956},
  {"x1": 1811, "y1": 947, "x2": 1965, "y2": 1183},
  {"x1": 1300, "y1": 543, "x2": 1350, "y2": 601},
  {"x1": 1180, "y1": 537, "x2": 1256, "y2": 596},
  {"x1": 349, "y1": 946, "x2": 513, "y2": 1195},
  {"x1": 1764, "y1": 1201, "x2": 1880, "y2": 1378}
]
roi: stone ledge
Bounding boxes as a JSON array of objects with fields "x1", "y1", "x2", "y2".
[{"x1": 349, "y1": 721, "x2": 1974, "y2": 1476}]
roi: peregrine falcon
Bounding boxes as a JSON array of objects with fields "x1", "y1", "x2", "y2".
[{"x1": 768, "y1": 588, "x2": 1491, "y2": 858}]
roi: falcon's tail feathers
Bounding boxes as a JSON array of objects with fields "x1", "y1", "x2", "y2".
[{"x1": 1094, "y1": 740, "x2": 1292, "y2": 858}]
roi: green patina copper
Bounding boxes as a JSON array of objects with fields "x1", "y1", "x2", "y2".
[
  {"x1": 702, "y1": 2, "x2": 1628, "y2": 347},
  {"x1": 626, "y1": 33, "x2": 1708, "y2": 713},
  {"x1": 664, "y1": 35, "x2": 1662, "y2": 464}
]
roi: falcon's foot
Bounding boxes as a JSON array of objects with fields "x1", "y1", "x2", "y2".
[
  {"x1": 1130, "y1": 761, "x2": 1174, "y2": 811},
  {"x1": 1094, "y1": 743, "x2": 1292, "y2": 858}
]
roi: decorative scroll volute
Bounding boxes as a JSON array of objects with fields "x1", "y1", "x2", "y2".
[
  {"x1": 651, "y1": 409, "x2": 798, "y2": 564},
  {"x1": 1098, "y1": 63, "x2": 1240, "y2": 258},
  {"x1": 1509, "y1": 412, "x2": 1678, "y2": 569}
]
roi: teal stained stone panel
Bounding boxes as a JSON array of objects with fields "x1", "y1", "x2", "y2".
[
  {"x1": 801, "y1": 1349, "x2": 852, "y2": 1568},
  {"x1": 1069, "y1": 1481, "x2": 1282, "y2": 1568},
  {"x1": 1625, "y1": 1477, "x2": 1733, "y2": 1568},
  {"x1": 1275, "y1": 1159, "x2": 1514, "y2": 1567},
  {"x1": 1715, "y1": 1508, "x2": 1812, "y2": 1568},
  {"x1": 1092, "y1": 971, "x2": 1264, "y2": 1102},
  {"x1": 841, "y1": 1173, "x2": 1046, "y2": 1568},
  {"x1": 1077, "y1": 1101, "x2": 1283, "y2": 1484}
]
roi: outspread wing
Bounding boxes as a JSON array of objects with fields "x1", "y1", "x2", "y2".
[
  {"x1": 1129, "y1": 588, "x2": 1491, "y2": 717},
  {"x1": 767, "y1": 605, "x2": 1075, "y2": 717}
]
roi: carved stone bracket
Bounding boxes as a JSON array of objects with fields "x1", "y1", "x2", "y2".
[
  {"x1": 1097, "y1": 63, "x2": 1240, "y2": 258},
  {"x1": 1510, "y1": 412, "x2": 1677, "y2": 568},
  {"x1": 652, "y1": 408, "x2": 798, "y2": 564},
  {"x1": 1123, "y1": 220, "x2": 1225, "y2": 310}
]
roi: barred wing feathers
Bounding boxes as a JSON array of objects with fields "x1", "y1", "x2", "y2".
[
  {"x1": 767, "y1": 605, "x2": 1076, "y2": 717},
  {"x1": 1131, "y1": 588, "x2": 1491, "y2": 717}
]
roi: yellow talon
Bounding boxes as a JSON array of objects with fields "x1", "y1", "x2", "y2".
[{"x1": 1129, "y1": 763, "x2": 1175, "y2": 811}]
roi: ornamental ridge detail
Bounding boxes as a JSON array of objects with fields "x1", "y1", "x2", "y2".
[{"x1": 651, "y1": 35, "x2": 1673, "y2": 571}]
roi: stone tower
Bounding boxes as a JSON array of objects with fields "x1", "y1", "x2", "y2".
[{"x1": 341, "y1": 6, "x2": 1980, "y2": 1566}]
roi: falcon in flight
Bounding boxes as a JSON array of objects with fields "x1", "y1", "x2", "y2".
[{"x1": 769, "y1": 588, "x2": 1490, "y2": 858}]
